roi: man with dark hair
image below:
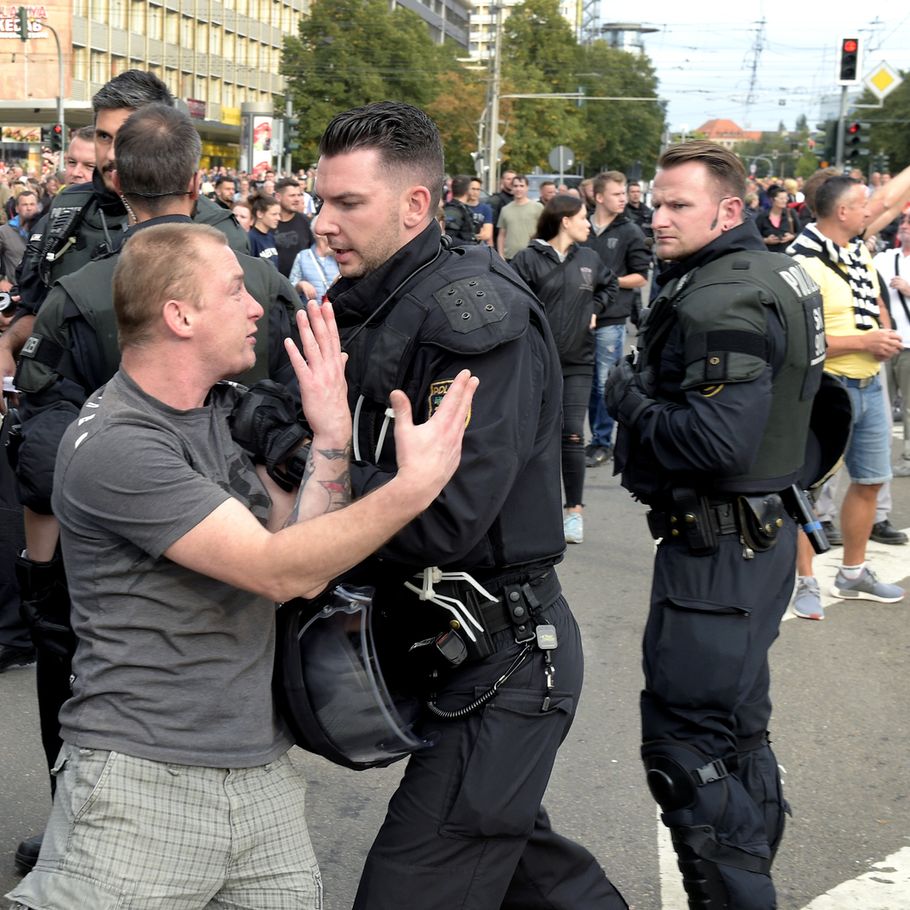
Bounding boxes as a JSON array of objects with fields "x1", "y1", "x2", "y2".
[
  {"x1": 8, "y1": 102, "x2": 302, "y2": 876},
  {"x1": 624, "y1": 180, "x2": 653, "y2": 246},
  {"x1": 489, "y1": 167, "x2": 515, "y2": 248},
  {"x1": 316, "y1": 100, "x2": 627, "y2": 910},
  {"x1": 442, "y1": 174, "x2": 477, "y2": 245},
  {"x1": 584, "y1": 170, "x2": 649, "y2": 467},
  {"x1": 7, "y1": 219, "x2": 475, "y2": 910},
  {"x1": 213, "y1": 174, "x2": 236, "y2": 210},
  {"x1": 605, "y1": 140, "x2": 824, "y2": 908},
  {"x1": 538, "y1": 179, "x2": 558, "y2": 205},
  {"x1": 273, "y1": 177, "x2": 313, "y2": 277},
  {"x1": 788, "y1": 176, "x2": 904, "y2": 608},
  {"x1": 467, "y1": 176, "x2": 494, "y2": 246},
  {"x1": 0, "y1": 69, "x2": 247, "y2": 382}
]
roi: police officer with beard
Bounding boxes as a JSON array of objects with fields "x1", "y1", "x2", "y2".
[
  {"x1": 604, "y1": 141, "x2": 824, "y2": 909},
  {"x1": 315, "y1": 102, "x2": 628, "y2": 910}
]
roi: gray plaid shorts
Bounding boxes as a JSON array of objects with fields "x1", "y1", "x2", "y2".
[{"x1": 6, "y1": 744, "x2": 321, "y2": 909}]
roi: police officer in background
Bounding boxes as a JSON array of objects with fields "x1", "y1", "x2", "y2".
[
  {"x1": 0, "y1": 69, "x2": 247, "y2": 383},
  {"x1": 316, "y1": 102, "x2": 627, "y2": 910},
  {"x1": 605, "y1": 141, "x2": 823, "y2": 909}
]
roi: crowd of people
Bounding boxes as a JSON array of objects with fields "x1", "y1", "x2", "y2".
[{"x1": 0, "y1": 67, "x2": 908, "y2": 910}]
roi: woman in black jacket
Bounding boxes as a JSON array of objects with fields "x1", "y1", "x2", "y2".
[
  {"x1": 755, "y1": 187, "x2": 801, "y2": 253},
  {"x1": 511, "y1": 195, "x2": 616, "y2": 545}
]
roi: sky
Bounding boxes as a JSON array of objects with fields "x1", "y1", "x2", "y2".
[{"x1": 608, "y1": 3, "x2": 910, "y2": 133}]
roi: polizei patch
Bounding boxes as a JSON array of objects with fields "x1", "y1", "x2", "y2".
[{"x1": 428, "y1": 379, "x2": 471, "y2": 426}]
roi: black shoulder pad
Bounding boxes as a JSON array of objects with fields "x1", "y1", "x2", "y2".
[
  {"x1": 433, "y1": 275, "x2": 507, "y2": 334},
  {"x1": 422, "y1": 273, "x2": 530, "y2": 355}
]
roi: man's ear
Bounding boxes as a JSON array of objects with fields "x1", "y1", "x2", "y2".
[
  {"x1": 401, "y1": 184, "x2": 432, "y2": 229},
  {"x1": 162, "y1": 298, "x2": 196, "y2": 339},
  {"x1": 720, "y1": 196, "x2": 744, "y2": 232},
  {"x1": 188, "y1": 171, "x2": 201, "y2": 202}
]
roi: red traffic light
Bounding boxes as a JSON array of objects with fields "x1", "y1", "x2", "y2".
[
  {"x1": 847, "y1": 122, "x2": 859, "y2": 135},
  {"x1": 842, "y1": 39, "x2": 858, "y2": 53}
]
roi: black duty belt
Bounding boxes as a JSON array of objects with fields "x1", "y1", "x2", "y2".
[
  {"x1": 477, "y1": 569, "x2": 563, "y2": 635},
  {"x1": 646, "y1": 499, "x2": 739, "y2": 542}
]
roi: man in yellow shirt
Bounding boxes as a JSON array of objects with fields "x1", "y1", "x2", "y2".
[{"x1": 790, "y1": 175, "x2": 904, "y2": 607}]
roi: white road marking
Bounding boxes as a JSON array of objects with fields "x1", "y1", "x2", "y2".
[
  {"x1": 798, "y1": 846, "x2": 910, "y2": 909},
  {"x1": 656, "y1": 809, "x2": 688, "y2": 909}
]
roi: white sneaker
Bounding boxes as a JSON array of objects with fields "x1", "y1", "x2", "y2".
[{"x1": 564, "y1": 512, "x2": 583, "y2": 544}]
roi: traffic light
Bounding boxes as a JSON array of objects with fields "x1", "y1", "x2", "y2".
[
  {"x1": 17, "y1": 5, "x2": 29, "y2": 41},
  {"x1": 50, "y1": 123, "x2": 63, "y2": 152},
  {"x1": 40, "y1": 125, "x2": 53, "y2": 146},
  {"x1": 285, "y1": 114, "x2": 300, "y2": 154},
  {"x1": 838, "y1": 37, "x2": 860, "y2": 85},
  {"x1": 845, "y1": 121, "x2": 870, "y2": 163}
]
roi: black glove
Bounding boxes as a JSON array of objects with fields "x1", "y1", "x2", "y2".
[
  {"x1": 604, "y1": 356, "x2": 655, "y2": 429},
  {"x1": 16, "y1": 552, "x2": 77, "y2": 660},
  {"x1": 229, "y1": 380, "x2": 311, "y2": 492}
]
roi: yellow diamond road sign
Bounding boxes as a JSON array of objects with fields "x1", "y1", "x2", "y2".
[{"x1": 865, "y1": 62, "x2": 902, "y2": 100}]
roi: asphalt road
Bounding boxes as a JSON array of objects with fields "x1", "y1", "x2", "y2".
[{"x1": 1, "y1": 460, "x2": 908, "y2": 909}]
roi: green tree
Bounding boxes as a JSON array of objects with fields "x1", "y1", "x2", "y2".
[
  {"x1": 497, "y1": 0, "x2": 586, "y2": 171},
  {"x1": 426, "y1": 70, "x2": 488, "y2": 175},
  {"x1": 574, "y1": 41, "x2": 664, "y2": 177},
  {"x1": 281, "y1": 0, "x2": 450, "y2": 163},
  {"x1": 853, "y1": 71, "x2": 910, "y2": 174}
]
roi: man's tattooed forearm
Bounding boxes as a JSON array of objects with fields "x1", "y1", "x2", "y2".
[{"x1": 284, "y1": 442, "x2": 353, "y2": 525}]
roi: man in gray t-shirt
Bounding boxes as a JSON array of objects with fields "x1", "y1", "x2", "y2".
[
  {"x1": 496, "y1": 174, "x2": 544, "y2": 260},
  {"x1": 8, "y1": 222, "x2": 476, "y2": 910}
]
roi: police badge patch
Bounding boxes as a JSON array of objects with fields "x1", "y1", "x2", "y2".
[{"x1": 428, "y1": 379, "x2": 472, "y2": 426}]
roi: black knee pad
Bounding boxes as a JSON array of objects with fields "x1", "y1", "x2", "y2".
[{"x1": 642, "y1": 740, "x2": 729, "y2": 814}]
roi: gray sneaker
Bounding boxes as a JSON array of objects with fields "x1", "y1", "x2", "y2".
[
  {"x1": 893, "y1": 459, "x2": 910, "y2": 478},
  {"x1": 792, "y1": 577, "x2": 824, "y2": 620},
  {"x1": 831, "y1": 567, "x2": 905, "y2": 604}
]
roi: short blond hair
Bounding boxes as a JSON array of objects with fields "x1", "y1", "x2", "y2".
[{"x1": 113, "y1": 223, "x2": 226, "y2": 348}]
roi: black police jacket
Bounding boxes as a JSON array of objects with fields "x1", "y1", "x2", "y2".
[
  {"x1": 330, "y1": 223, "x2": 565, "y2": 576},
  {"x1": 615, "y1": 220, "x2": 822, "y2": 505},
  {"x1": 16, "y1": 170, "x2": 127, "y2": 314},
  {"x1": 583, "y1": 213, "x2": 650, "y2": 326}
]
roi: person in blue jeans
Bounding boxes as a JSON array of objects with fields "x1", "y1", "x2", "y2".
[{"x1": 583, "y1": 171, "x2": 649, "y2": 466}]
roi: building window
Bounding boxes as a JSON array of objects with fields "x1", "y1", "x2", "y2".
[
  {"x1": 110, "y1": 0, "x2": 126, "y2": 28},
  {"x1": 91, "y1": 50, "x2": 109, "y2": 84},
  {"x1": 148, "y1": 4, "x2": 162, "y2": 39},
  {"x1": 73, "y1": 46, "x2": 89, "y2": 81}
]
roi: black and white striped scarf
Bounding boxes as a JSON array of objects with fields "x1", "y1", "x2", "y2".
[{"x1": 788, "y1": 224, "x2": 880, "y2": 330}]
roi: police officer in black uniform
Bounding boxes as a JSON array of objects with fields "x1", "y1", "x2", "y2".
[
  {"x1": 0, "y1": 69, "x2": 247, "y2": 384},
  {"x1": 604, "y1": 141, "x2": 824, "y2": 909},
  {"x1": 9, "y1": 103, "x2": 299, "y2": 874},
  {"x1": 315, "y1": 102, "x2": 627, "y2": 910}
]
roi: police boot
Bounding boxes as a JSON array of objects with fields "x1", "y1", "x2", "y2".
[{"x1": 642, "y1": 740, "x2": 777, "y2": 910}]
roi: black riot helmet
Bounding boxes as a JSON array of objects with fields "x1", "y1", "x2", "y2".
[{"x1": 274, "y1": 584, "x2": 432, "y2": 771}]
